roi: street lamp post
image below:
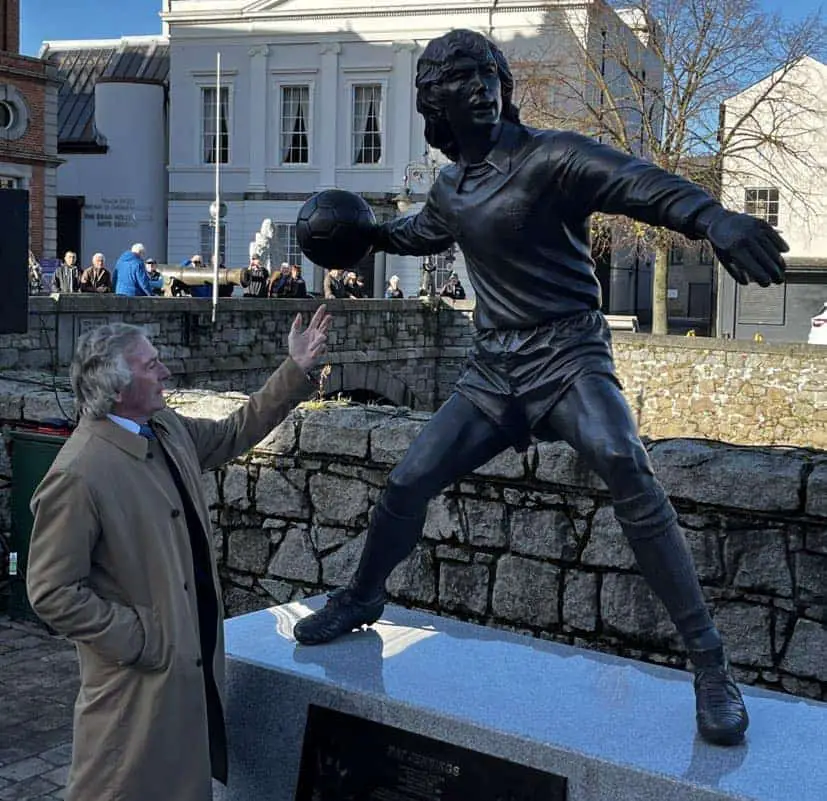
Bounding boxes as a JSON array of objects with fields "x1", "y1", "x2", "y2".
[{"x1": 392, "y1": 149, "x2": 454, "y2": 297}]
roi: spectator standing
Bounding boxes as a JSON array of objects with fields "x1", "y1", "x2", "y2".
[
  {"x1": 113, "y1": 244, "x2": 153, "y2": 297},
  {"x1": 344, "y1": 271, "x2": 364, "y2": 298},
  {"x1": 52, "y1": 251, "x2": 81, "y2": 293},
  {"x1": 385, "y1": 275, "x2": 404, "y2": 299},
  {"x1": 239, "y1": 255, "x2": 270, "y2": 298},
  {"x1": 145, "y1": 259, "x2": 165, "y2": 296},
  {"x1": 79, "y1": 253, "x2": 112, "y2": 294},
  {"x1": 278, "y1": 264, "x2": 308, "y2": 298},
  {"x1": 267, "y1": 262, "x2": 290, "y2": 298},
  {"x1": 440, "y1": 272, "x2": 466, "y2": 300},
  {"x1": 323, "y1": 268, "x2": 348, "y2": 299}
]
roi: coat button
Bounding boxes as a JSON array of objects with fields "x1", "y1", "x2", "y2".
[
  {"x1": 171, "y1": 509, "x2": 180, "y2": 518},
  {"x1": 196, "y1": 658, "x2": 203, "y2": 667},
  {"x1": 147, "y1": 452, "x2": 154, "y2": 459},
  {"x1": 184, "y1": 582, "x2": 189, "y2": 591}
]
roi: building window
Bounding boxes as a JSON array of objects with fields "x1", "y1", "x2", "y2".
[
  {"x1": 199, "y1": 222, "x2": 227, "y2": 265},
  {"x1": 0, "y1": 176, "x2": 17, "y2": 189},
  {"x1": 352, "y1": 84, "x2": 382, "y2": 165},
  {"x1": 0, "y1": 100, "x2": 15, "y2": 130},
  {"x1": 698, "y1": 241, "x2": 714, "y2": 265},
  {"x1": 272, "y1": 223, "x2": 303, "y2": 266},
  {"x1": 744, "y1": 187, "x2": 779, "y2": 227},
  {"x1": 280, "y1": 85, "x2": 310, "y2": 164},
  {"x1": 669, "y1": 242, "x2": 684, "y2": 265},
  {"x1": 201, "y1": 87, "x2": 230, "y2": 164}
]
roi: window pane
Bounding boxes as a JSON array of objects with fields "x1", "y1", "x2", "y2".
[
  {"x1": 202, "y1": 87, "x2": 230, "y2": 164},
  {"x1": 274, "y1": 223, "x2": 302, "y2": 266},
  {"x1": 352, "y1": 84, "x2": 382, "y2": 165},
  {"x1": 281, "y1": 86, "x2": 310, "y2": 164},
  {"x1": 0, "y1": 176, "x2": 17, "y2": 189},
  {"x1": 199, "y1": 222, "x2": 227, "y2": 265},
  {"x1": 744, "y1": 187, "x2": 779, "y2": 227}
]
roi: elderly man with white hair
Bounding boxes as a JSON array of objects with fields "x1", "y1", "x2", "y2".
[
  {"x1": 113, "y1": 243, "x2": 153, "y2": 296},
  {"x1": 26, "y1": 306, "x2": 333, "y2": 801},
  {"x1": 80, "y1": 252, "x2": 112, "y2": 293}
]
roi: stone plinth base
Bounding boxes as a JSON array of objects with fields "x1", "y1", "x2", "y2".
[{"x1": 217, "y1": 597, "x2": 826, "y2": 801}]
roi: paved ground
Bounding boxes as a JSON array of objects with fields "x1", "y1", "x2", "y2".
[{"x1": 0, "y1": 616, "x2": 78, "y2": 801}]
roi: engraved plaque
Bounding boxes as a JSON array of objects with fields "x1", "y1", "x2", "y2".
[{"x1": 295, "y1": 705, "x2": 567, "y2": 801}]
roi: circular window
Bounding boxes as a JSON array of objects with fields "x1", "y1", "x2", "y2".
[{"x1": 0, "y1": 101, "x2": 14, "y2": 130}]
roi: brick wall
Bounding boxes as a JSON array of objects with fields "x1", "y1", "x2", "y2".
[
  {"x1": 0, "y1": 295, "x2": 826, "y2": 448},
  {"x1": 0, "y1": 49, "x2": 59, "y2": 258},
  {"x1": 0, "y1": 0, "x2": 20, "y2": 54}
]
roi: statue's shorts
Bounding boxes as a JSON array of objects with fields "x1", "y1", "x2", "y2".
[{"x1": 455, "y1": 309, "x2": 620, "y2": 450}]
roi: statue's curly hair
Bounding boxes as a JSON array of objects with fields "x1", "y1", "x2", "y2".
[{"x1": 415, "y1": 29, "x2": 521, "y2": 162}]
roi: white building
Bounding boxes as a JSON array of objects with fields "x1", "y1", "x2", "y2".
[
  {"x1": 41, "y1": 37, "x2": 170, "y2": 267},
  {"x1": 717, "y1": 56, "x2": 827, "y2": 341},
  {"x1": 162, "y1": 0, "x2": 662, "y2": 299}
]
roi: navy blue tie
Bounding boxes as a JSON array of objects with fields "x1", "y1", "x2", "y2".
[{"x1": 138, "y1": 424, "x2": 156, "y2": 440}]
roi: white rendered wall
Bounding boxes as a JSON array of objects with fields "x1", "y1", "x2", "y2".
[{"x1": 57, "y1": 81, "x2": 167, "y2": 265}]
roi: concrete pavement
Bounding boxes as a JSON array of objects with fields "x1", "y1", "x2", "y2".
[{"x1": 0, "y1": 617, "x2": 78, "y2": 800}]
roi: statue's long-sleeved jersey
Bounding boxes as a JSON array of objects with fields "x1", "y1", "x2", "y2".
[{"x1": 375, "y1": 121, "x2": 720, "y2": 331}]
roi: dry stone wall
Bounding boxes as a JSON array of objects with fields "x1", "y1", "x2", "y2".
[
  {"x1": 0, "y1": 295, "x2": 825, "y2": 449},
  {"x1": 175, "y1": 397, "x2": 825, "y2": 702}
]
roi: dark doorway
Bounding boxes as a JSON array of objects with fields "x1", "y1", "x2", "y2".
[
  {"x1": 57, "y1": 196, "x2": 84, "y2": 262},
  {"x1": 591, "y1": 225, "x2": 612, "y2": 312}
]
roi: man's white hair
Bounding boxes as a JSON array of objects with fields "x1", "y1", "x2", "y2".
[
  {"x1": 70, "y1": 323, "x2": 147, "y2": 419},
  {"x1": 131, "y1": 243, "x2": 145, "y2": 255},
  {"x1": 92, "y1": 252, "x2": 105, "y2": 263}
]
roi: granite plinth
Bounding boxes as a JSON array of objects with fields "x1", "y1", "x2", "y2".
[{"x1": 217, "y1": 597, "x2": 827, "y2": 801}]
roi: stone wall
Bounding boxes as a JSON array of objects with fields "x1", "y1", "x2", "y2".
[
  {"x1": 169, "y1": 399, "x2": 824, "y2": 702},
  {"x1": 1, "y1": 295, "x2": 826, "y2": 447}
]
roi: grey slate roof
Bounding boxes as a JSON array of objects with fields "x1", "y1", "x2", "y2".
[{"x1": 40, "y1": 37, "x2": 169, "y2": 148}]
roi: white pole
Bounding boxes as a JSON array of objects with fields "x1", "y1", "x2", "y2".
[{"x1": 212, "y1": 51, "x2": 221, "y2": 324}]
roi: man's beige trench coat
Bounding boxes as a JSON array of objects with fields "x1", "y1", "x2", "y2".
[{"x1": 26, "y1": 358, "x2": 312, "y2": 801}]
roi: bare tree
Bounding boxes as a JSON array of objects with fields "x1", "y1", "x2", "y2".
[{"x1": 510, "y1": 0, "x2": 826, "y2": 334}]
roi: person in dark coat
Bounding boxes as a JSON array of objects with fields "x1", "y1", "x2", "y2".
[
  {"x1": 52, "y1": 251, "x2": 81, "y2": 293},
  {"x1": 240, "y1": 255, "x2": 270, "y2": 298},
  {"x1": 79, "y1": 253, "x2": 113, "y2": 293}
]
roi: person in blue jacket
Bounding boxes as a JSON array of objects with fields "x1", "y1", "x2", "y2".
[{"x1": 112, "y1": 244, "x2": 153, "y2": 296}]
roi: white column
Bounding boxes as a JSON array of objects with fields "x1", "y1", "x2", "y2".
[
  {"x1": 248, "y1": 45, "x2": 270, "y2": 192},
  {"x1": 392, "y1": 42, "x2": 416, "y2": 183},
  {"x1": 317, "y1": 42, "x2": 341, "y2": 189}
]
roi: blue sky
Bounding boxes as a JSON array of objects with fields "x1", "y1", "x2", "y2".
[{"x1": 20, "y1": 0, "x2": 826, "y2": 56}]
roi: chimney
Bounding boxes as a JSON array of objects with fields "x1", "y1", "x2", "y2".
[{"x1": 0, "y1": 0, "x2": 20, "y2": 54}]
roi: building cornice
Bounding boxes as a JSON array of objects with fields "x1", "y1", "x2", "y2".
[{"x1": 160, "y1": 3, "x2": 570, "y2": 26}]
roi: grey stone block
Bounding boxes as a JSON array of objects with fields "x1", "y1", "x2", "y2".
[
  {"x1": 255, "y1": 468, "x2": 308, "y2": 518},
  {"x1": 227, "y1": 529, "x2": 270, "y2": 574},
  {"x1": 473, "y1": 447, "x2": 525, "y2": 479},
  {"x1": 370, "y1": 416, "x2": 426, "y2": 464},
  {"x1": 439, "y1": 562, "x2": 489, "y2": 616},
  {"x1": 310, "y1": 526, "x2": 351, "y2": 554},
  {"x1": 805, "y1": 462, "x2": 827, "y2": 517},
  {"x1": 463, "y1": 499, "x2": 507, "y2": 548},
  {"x1": 534, "y1": 440, "x2": 606, "y2": 490},
  {"x1": 510, "y1": 508, "x2": 577, "y2": 561},
  {"x1": 300, "y1": 409, "x2": 370, "y2": 458},
  {"x1": 782, "y1": 618, "x2": 827, "y2": 681},
  {"x1": 309, "y1": 474, "x2": 369, "y2": 526},
  {"x1": 581, "y1": 506, "x2": 637, "y2": 569},
  {"x1": 423, "y1": 495, "x2": 462, "y2": 542},
  {"x1": 388, "y1": 545, "x2": 437, "y2": 605},
  {"x1": 712, "y1": 603, "x2": 772, "y2": 667},
  {"x1": 222, "y1": 465, "x2": 249, "y2": 508},
  {"x1": 650, "y1": 440, "x2": 802, "y2": 511},
  {"x1": 725, "y1": 529, "x2": 792, "y2": 597},
  {"x1": 794, "y1": 552, "x2": 827, "y2": 604},
  {"x1": 267, "y1": 528, "x2": 319, "y2": 584},
  {"x1": 563, "y1": 571, "x2": 598, "y2": 631},
  {"x1": 600, "y1": 573, "x2": 675, "y2": 642},
  {"x1": 492, "y1": 555, "x2": 559, "y2": 627},
  {"x1": 320, "y1": 532, "x2": 366, "y2": 587}
]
